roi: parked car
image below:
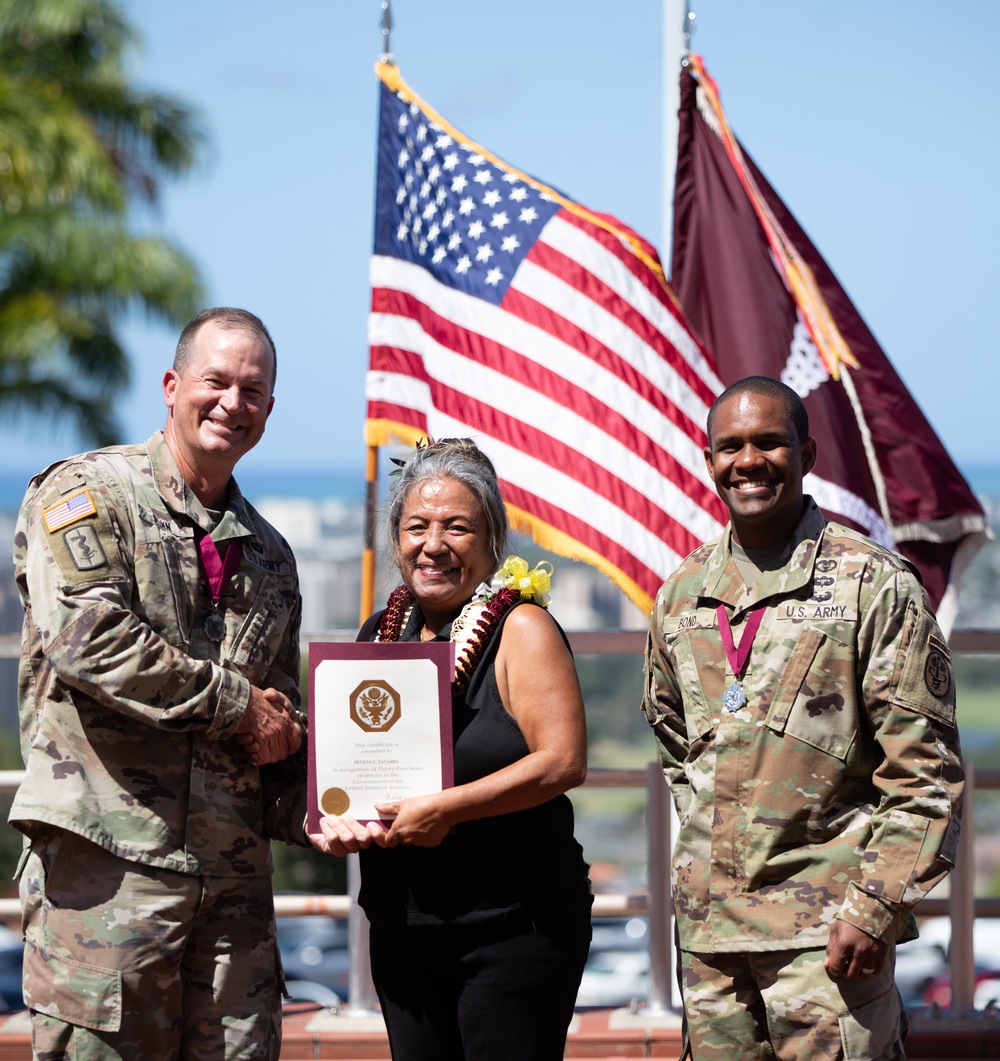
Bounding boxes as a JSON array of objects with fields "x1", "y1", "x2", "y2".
[
  {"x1": 0, "y1": 916, "x2": 350, "y2": 1015},
  {"x1": 575, "y1": 948, "x2": 649, "y2": 1009},
  {"x1": 921, "y1": 967, "x2": 1000, "y2": 1009},
  {"x1": 898, "y1": 917, "x2": 1000, "y2": 1009},
  {"x1": 895, "y1": 928, "x2": 948, "y2": 1007},
  {"x1": 589, "y1": 916, "x2": 648, "y2": 955},
  {"x1": 973, "y1": 976, "x2": 1000, "y2": 1010},
  {"x1": 0, "y1": 926, "x2": 24, "y2": 1013},
  {"x1": 573, "y1": 917, "x2": 652, "y2": 1009},
  {"x1": 276, "y1": 916, "x2": 350, "y2": 1003}
]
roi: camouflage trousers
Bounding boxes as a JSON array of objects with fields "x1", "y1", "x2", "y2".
[
  {"x1": 679, "y1": 946, "x2": 906, "y2": 1061},
  {"x1": 19, "y1": 828, "x2": 283, "y2": 1061}
]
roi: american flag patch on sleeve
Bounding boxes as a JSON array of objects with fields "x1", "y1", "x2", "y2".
[{"x1": 43, "y1": 489, "x2": 98, "y2": 533}]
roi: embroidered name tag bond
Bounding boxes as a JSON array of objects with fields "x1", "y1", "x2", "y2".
[{"x1": 43, "y1": 490, "x2": 97, "y2": 532}]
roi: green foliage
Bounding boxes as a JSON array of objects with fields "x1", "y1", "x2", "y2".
[
  {"x1": 955, "y1": 654, "x2": 1000, "y2": 692},
  {"x1": 0, "y1": 729, "x2": 25, "y2": 898},
  {"x1": 0, "y1": 0, "x2": 205, "y2": 446},
  {"x1": 272, "y1": 840, "x2": 347, "y2": 896},
  {"x1": 575, "y1": 652, "x2": 653, "y2": 767}
]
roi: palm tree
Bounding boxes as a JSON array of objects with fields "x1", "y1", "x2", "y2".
[{"x1": 0, "y1": 0, "x2": 205, "y2": 446}]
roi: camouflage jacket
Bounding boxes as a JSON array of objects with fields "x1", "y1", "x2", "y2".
[
  {"x1": 642, "y1": 499, "x2": 963, "y2": 953},
  {"x1": 10, "y1": 432, "x2": 307, "y2": 877}
]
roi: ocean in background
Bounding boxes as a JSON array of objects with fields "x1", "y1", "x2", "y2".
[
  {"x1": 2, "y1": 461, "x2": 998, "y2": 516},
  {"x1": 968, "y1": 463, "x2": 1000, "y2": 498},
  {"x1": 0, "y1": 464, "x2": 370, "y2": 515}
]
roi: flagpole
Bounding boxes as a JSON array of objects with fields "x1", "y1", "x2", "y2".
[
  {"x1": 359, "y1": 0, "x2": 393, "y2": 626},
  {"x1": 359, "y1": 444, "x2": 379, "y2": 624},
  {"x1": 379, "y1": 0, "x2": 393, "y2": 62},
  {"x1": 662, "y1": 0, "x2": 692, "y2": 273},
  {"x1": 650, "y1": 0, "x2": 694, "y2": 1022}
]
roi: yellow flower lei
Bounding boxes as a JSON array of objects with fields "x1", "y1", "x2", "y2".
[
  {"x1": 496, "y1": 555, "x2": 553, "y2": 606},
  {"x1": 376, "y1": 556, "x2": 553, "y2": 691}
]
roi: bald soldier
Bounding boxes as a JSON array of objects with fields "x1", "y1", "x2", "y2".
[
  {"x1": 11, "y1": 307, "x2": 308, "y2": 1060},
  {"x1": 642, "y1": 376, "x2": 964, "y2": 1060}
]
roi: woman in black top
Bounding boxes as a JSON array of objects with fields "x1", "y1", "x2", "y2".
[{"x1": 309, "y1": 438, "x2": 591, "y2": 1061}]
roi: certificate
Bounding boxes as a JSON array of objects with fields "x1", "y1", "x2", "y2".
[{"x1": 306, "y1": 641, "x2": 454, "y2": 831}]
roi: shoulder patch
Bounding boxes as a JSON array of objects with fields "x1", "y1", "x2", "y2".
[
  {"x1": 37, "y1": 480, "x2": 123, "y2": 586},
  {"x1": 924, "y1": 649, "x2": 952, "y2": 700},
  {"x1": 62, "y1": 524, "x2": 108, "y2": 572},
  {"x1": 43, "y1": 489, "x2": 97, "y2": 532}
]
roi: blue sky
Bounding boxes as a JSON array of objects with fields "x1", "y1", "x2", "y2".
[{"x1": 3, "y1": 0, "x2": 997, "y2": 485}]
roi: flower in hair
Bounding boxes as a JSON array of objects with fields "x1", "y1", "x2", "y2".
[{"x1": 388, "y1": 437, "x2": 432, "y2": 477}]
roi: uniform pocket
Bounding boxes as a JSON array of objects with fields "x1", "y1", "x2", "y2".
[
  {"x1": 662, "y1": 628, "x2": 717, "y2": 742},
  {"x1": 227, "y1": 572, "x2": 295, "y2": 680},
  {"x1": 762, "y1": 627, "x2": 858, "y2": 761},
  {"x1": 22, "y1": 939, "x2": 122, "y2": 1032},
  {"x1": 894, "y1": 601, "x2": 955, "y2": 727},
  {"x1": 839, "y1": 983, "x2": 906, "y2": 1060}
]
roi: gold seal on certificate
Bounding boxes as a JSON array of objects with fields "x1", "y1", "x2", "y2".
[
  {"x1": 321, "y1": 787, "x2": 350, "y2": 816},
  {"x1": 307, "y1": 641, "x2": 455, "y2": 831}
]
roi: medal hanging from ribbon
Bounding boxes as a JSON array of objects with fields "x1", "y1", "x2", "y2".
[
  {"x1": 716, "y1": 604, "x2": 764, "y2": 713},
  {"x1": 196, "y1": 530, "x2": 242, "y2": 642}
]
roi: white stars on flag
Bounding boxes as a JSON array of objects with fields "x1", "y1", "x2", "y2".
[{"x1": 380, "y1": 89, "x2": 561, "y2": 302}]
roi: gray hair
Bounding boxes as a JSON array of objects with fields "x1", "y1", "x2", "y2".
[
  {"x1": 174, "y1": 307, "x2": 277, "y2": 392},
  {"x1": 387, "y1": 438, "x2": 508, "y2": 572}
]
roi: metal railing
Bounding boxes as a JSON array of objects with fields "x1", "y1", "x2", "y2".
[
  {"x1": 0, "y1": 627, "x2": 997, "y2": 1016},
  {"x1": 0, "y1": 762, "x2": 995, "y2": 1015}
]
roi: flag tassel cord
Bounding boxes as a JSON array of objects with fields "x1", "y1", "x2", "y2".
[
  {"x1": 687, "y1": 54, "x2": 894, "y2": 533},
  {"x1": 836, "y1": 367, "x2": 896, "y2": 533},
  {"x1": 688, "y1": 55, "x2": 858, "y2": 381}
]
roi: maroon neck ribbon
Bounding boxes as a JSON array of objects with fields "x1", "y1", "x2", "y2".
[
  {"x1": 196, "y1": 529, "x2": 243, "y2": 606},
  {"x1": 716, "y1": 604, "x2": 765, "y2": 678}
]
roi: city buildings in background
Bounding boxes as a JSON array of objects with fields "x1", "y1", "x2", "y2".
[
  {"x1": 251, "y1": 495, "x2": 649, "y2": 636},
  {"x1": 0, "y1": 487, "x2": 651, "y2": 731},
  {"x1": 1, "y1": 477, "x2": 997, "y2": 733}
]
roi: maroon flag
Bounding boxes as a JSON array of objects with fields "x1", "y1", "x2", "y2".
[
  {"x1": 367, "y1": 63, "x2": 727, "y2": 615},
  {"x1": 671, "y1": 55, "x2": 987, "y2": 626}
]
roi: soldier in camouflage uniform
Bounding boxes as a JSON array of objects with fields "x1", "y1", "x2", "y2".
[
  {"x1": 10, "y1": 308, "x2": 309, "y2": 1060},
  {"x1": 642, "y1": 376, "x2": 963, "y2": 1061}
]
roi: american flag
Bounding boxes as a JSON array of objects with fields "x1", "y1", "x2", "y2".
[
  {"x1": 366, "y1": 63, "x2": 727, "y2": 614},
  {"x1": 42, "y1": 489, "x2": 96, "y2": 533}
]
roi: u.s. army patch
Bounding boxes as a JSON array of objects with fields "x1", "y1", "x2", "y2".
[
  {"x1": 43, "y1": 489, "x2": 97, "y2": 532},
  {"x1": 62, "y1": 524, "x2": 107, "y2": 571}
]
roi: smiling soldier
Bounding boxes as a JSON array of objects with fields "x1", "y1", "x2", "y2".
[
  {"x1": 10, "y1": 307, "x2": 308, "y2": 1060},
  {"x1": 642, "y1": 376, "x2": 964, "y2": 1061}
]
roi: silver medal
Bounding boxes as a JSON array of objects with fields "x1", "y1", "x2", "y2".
[
  {"x1": 204, "y1": 611, "x2": 226, "y2": 641},
  {"x1": 722, "y1": 681, "x2": 746, "y2": 713}
]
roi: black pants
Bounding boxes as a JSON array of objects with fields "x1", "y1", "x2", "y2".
[{"x1": 369, "y1": 893, "x2": 593, "y2": 1061}]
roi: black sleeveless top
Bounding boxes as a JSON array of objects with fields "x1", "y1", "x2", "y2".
[{"x1": 356, "y1": 599, "x2": 590, "y2": 926}]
